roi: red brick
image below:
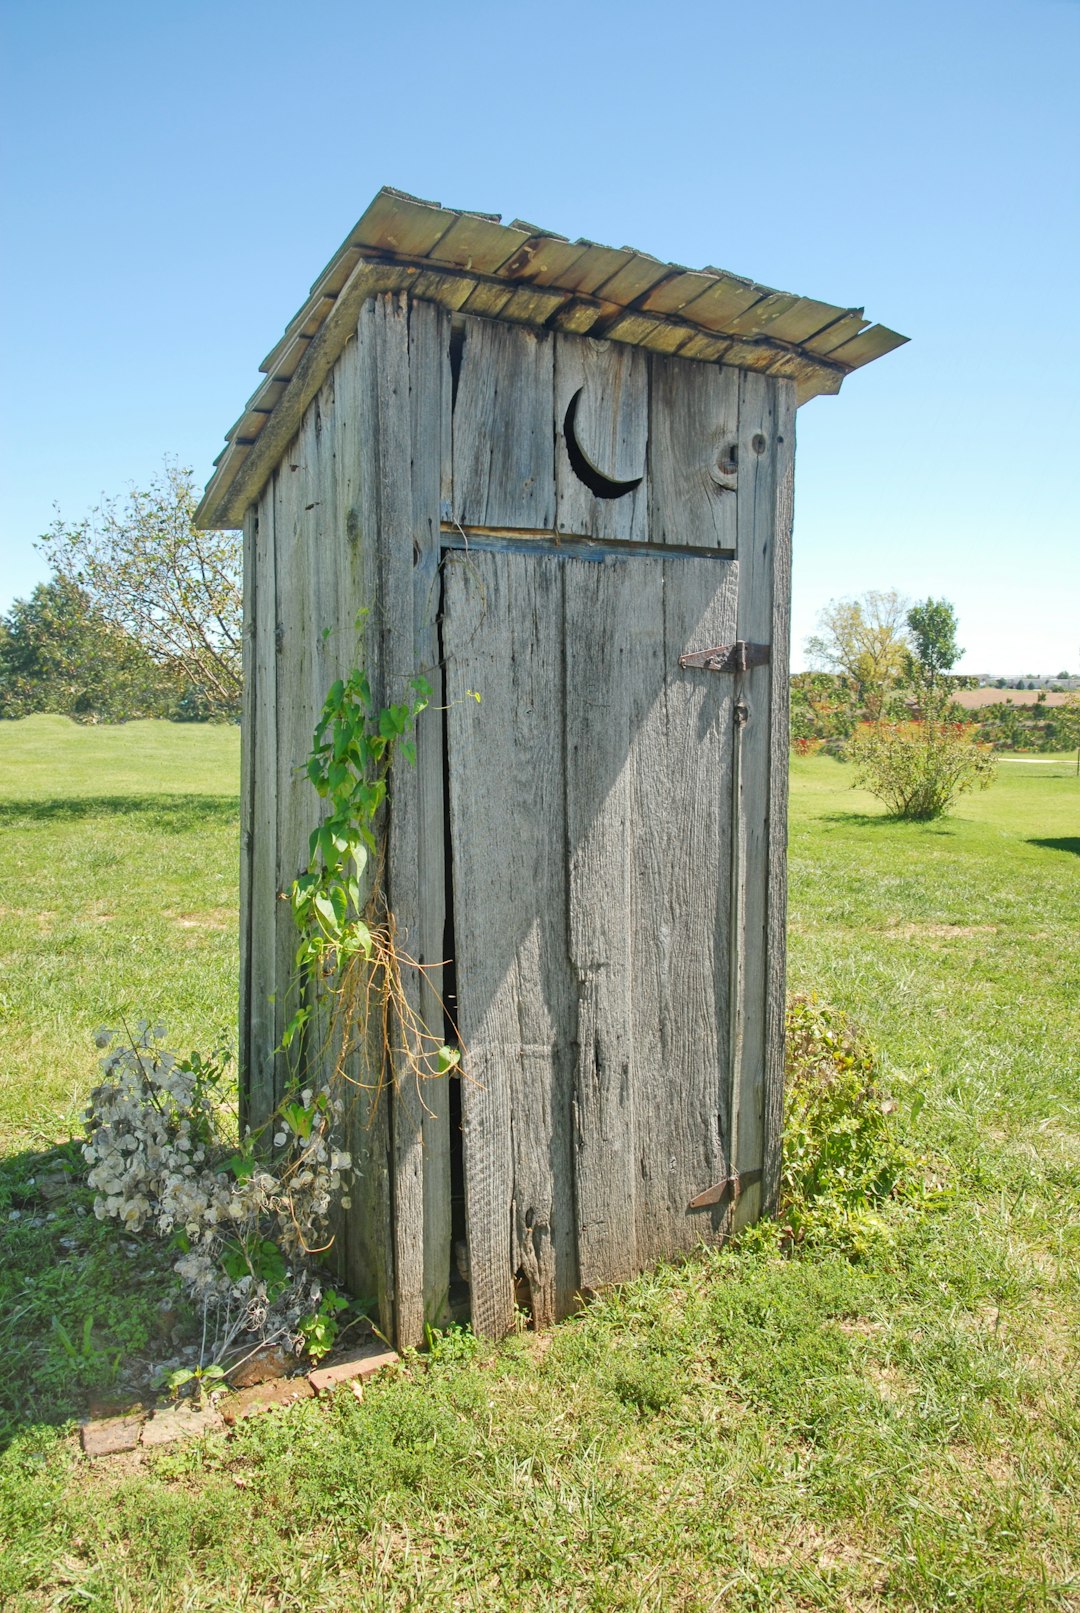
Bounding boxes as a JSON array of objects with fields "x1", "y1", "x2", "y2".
[
  {"x1": 221, "y1": 1377, "x2": 315, "y2": 1424},
  {"x1": 81, "y1": 1413, "x2": 145, "y2": 1457},
  {"x1": 308, "y1": 1344, "x2": 399, "y2": 1394},
  {"x1": 140, "y1": 1403, "x2": 224, "y2": 1447}
]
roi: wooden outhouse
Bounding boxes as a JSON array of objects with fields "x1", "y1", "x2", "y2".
[{"x1": 196, "y1": 187, "x2": 904, "y2": 1345}]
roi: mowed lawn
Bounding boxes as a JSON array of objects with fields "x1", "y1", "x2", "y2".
[
  {"x1": 0, "y1": 721, "x2": 1077, "y2": 1611},
  {"x1": 0, "y1": 715, "x2": 241, "y2": 1148}
]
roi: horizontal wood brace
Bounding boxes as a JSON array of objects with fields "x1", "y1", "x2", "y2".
[{"x1": 439, "y1": 525, "x2": 735, "y2": 563}]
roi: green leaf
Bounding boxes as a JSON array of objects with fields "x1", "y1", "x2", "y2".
[{"x1": 313, "y1": 893, "x2": 337, "y2": 929}]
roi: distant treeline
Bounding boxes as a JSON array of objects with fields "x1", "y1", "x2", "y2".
[
  {"x1": 0, "y1": 574, "x2": 239, "y2": 725},
  {"x1": 791, "y1": 673, "x2": 1079, "y2": 755}
]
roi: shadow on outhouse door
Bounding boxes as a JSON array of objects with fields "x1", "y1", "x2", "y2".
[{"x1": 441, "y1": 543, "x2": 742, "y2": 1338}]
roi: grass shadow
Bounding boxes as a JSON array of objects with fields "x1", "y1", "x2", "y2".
[
  {"x1": 0, "y1": 1140, "x2": 189, "y2": 1452},
  {"x1": 1027, "y1": 836, "x2": 1080, "y2": 857},
  {"x1": 820, "y1": 811, "x2": 957, "y2": 836},
  {"x1": 0, "y1": 795, "x2": 240, "y2": 833}
]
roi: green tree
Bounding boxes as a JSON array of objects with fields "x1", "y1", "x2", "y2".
[
  {"x1": 0, "y1": 574, "x2": 181, "y2": 722},
  {"x1": 805, "y1": 589, "x2": 910, "y2": 721},
  {"x1": 39, "y1": 461, "x2": 241, "y2": 717},
  {"x1": 905, "y1": 598, "x2": 962, "y2": 695}
]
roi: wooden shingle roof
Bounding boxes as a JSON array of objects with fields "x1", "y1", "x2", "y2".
[{"x1": 196, "y1": 187, "x2": 907, "y2": 530}]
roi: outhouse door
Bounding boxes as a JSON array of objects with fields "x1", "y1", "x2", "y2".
[
  {"x1": 441, "y1": 538, "x2": 769, "y2": 1336},
  {"x1": 431, "y1": 316, "x2": 792, "y2": 1340}
]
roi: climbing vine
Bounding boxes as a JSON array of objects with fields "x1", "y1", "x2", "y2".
[{"x1": 283, "y1": 648, "x2": 461, "y2": 1095}]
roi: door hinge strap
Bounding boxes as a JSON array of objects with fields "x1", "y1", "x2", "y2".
[
  {"x1": 678, "y1": 640, "x2": 771, "y2": 674},
  {"x1": 687, "y1": 1167, "x2": 762, "y2": 1211}
]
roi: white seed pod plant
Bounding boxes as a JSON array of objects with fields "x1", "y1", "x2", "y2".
[{"x1": 83, "y1": 1024, "x2": 352, "y2": 1363}]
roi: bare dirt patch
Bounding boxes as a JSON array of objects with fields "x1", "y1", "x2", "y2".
[
  {"x1": 883, "y1": 922, "x2": 998, "y2": 940},
  {"x1": 169, "y1": 909, "x2": 233, "y2": 930}
]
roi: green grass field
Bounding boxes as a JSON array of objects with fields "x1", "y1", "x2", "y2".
[{"x1": 1, "y1": 720, "x2": 1077, "y2": 1611}]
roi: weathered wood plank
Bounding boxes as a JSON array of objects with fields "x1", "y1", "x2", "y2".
[
  {"x1": 557, "y1": 242, "x2": 635, "y2": 295},
  {"x1": 336, "y1": 302, "x2": 396, "y2": 1339},
  {"x1": 627, "y1": 556, "x2": 739, "y2": 1266},
  {"x1": 347, "y1": 292, "x2": 427, "y2": 1351},
  {"x1": 800, "y1": 310, "x2": 868, "y2": 356},
  {"x1": 407, "y1": 296, "x2": 453, "y2": 1332},
  {"x1": 648, "y1": 354, "x2": 740, "y2": 548},
  {"x1": 728, "y1": 371, "x2": 793, "y2": 1232},
  {"x1": 762, "y1": 384, "x2": 795, "y2": 1218},
  {"x1": 640, "y1": 269, "x2": 725, "y2": 319},
  {"x1": 563, "y1": 557, "x2": 643, "y2": 1289},
  {"x1": 554, "y1": 333, "x2": 649, "y2": 543},
  {"x1": 439, "y1": 529, "x2": 733, "y2": 562},
  {"x1": 496, "y1": 235, "x2": 591, "y2": 286},
  {"x1": 271, "y1": 407, "x2": 320, "y2": 1115},
  {"x1": 591, "y1": 252, "x2": 670, "y2": 306},
  {"x1": 451, "y1": 317, "x2": 555, "y2": 530},
  {"x1": 259, "y1": 295, "x2": 337, "y2": 381},
  {"x1": 442, "y1": 551, "x2": 577, "y2": 1334},
  {"x1": 351, "y1": 186, "x2": 455, "y2": 259},
  {"x1": 716, "y1": 339, "x2": 779, "y2": 373},
  {"x1": 677, "y1": 274, "x2": 764, "y2": 332},
  {"x1": 547, "y1": 295, "x2": 616, "y2": 336},
  {"x1": 753, "y1": 297, "x2": 849, "y2": 347},
  {"x1": 675, "y1": 331, "x2": 734, "y2": 363},
  {"x1": 238, "y1": 506, "x2": 258, "y2": 1135},
  {"x1": 429, "y1": 213, "x2": 528, "y2": 274},
  {"x1": 724, "y1": 291, "x2": 803, "y2": 339},
  {"x1": 316, "y1": 327, "x2": 372, "y2": 1297},
  {"x1": 599, "y1": 311, "x2": 690, "y2": 355},
  {"x1": 492, "y1": 284, "x2": 568, "y2": 326},
  {"x1": 247, "y1": 478, "x2": 278, "y2": 1130},
  {"x1": 825, "y1": 324, "x2": 909, "y2": 369},
  {"x1": 459, "y1": 281, "x2": 513, "y2": 319}
]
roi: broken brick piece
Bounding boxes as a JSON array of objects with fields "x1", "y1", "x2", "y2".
[
  {"x1": 140, "y1": 1403, "x2": 225, "y2": 1447},
  {"x1": 220, "y1": 1377, "x2": 315, "y2": 1424},
  {"x1": 81, "y1": 1413, "x2": 146, "y2": 1457},
  {"x1": 308, "y1": 1344, "x2": 399, "y2": 1394}
]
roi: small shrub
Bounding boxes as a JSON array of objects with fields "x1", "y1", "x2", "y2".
[
  {"x1": 781, "y1": 995, "x2": 926, "y2": 1256},
  {"x1": 846, "y1": 718, "x2": 995, "y2": 820}
]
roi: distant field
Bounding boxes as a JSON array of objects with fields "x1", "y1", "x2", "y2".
[
  {"x1": 0, "y1": 715, "x2": 241, "y2": 1149},
  {"x1": 952, "y1": 686, "x2": 1073, "y2": 708},
  {"x1": 1, "y1": 721, "x2": 1077, "y2": 1611}
]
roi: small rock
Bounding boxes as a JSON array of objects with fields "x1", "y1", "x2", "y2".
[
  {"x1": 81, "y1": 1413, "x2": 146, "y2": 1457},
  {"x1": 227, "y1": 1345, "x2": 292, "y2": 1389},
  {"x1": 153, "y1": 1305, "x2": 181, "y2": 1339},
  {"x1": 38, "y1": 1170, "x2": 74, "y2": 1201},
  {"x1": 140, "y1": 1403, "x2": 224, "y2": 1447},
  {"x1": 308, "y1": 1344, "x2": 399, "y2": 1395},
  {"x1": 220, "y1": 1377, "x2": 315, "y2": 1425}
]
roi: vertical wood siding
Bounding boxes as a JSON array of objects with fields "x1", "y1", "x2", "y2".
[{"x1": 241, "y1": 301, "x2": 791, "y2": 1345}]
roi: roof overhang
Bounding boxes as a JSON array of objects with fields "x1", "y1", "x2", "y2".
[{"x1": 196, "y1": 187, "x2": 907, "y2": 530}]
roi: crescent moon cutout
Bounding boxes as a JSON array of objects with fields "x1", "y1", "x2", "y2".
[{"x1": 563, "y1": 389, "x2": 644, "y2": 501}]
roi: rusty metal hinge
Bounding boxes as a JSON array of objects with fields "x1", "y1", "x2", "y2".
[
  {"x1": 678, "y1": 640, "x2": 770, "y2": 674},
  {"x1": 687, "y1": 1167, "x2": 762, "y2": 1211}
]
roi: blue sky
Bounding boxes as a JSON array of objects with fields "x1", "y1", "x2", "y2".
[{"x1": 2, "y1": 0, "x2": 1077, "y2": 675}]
